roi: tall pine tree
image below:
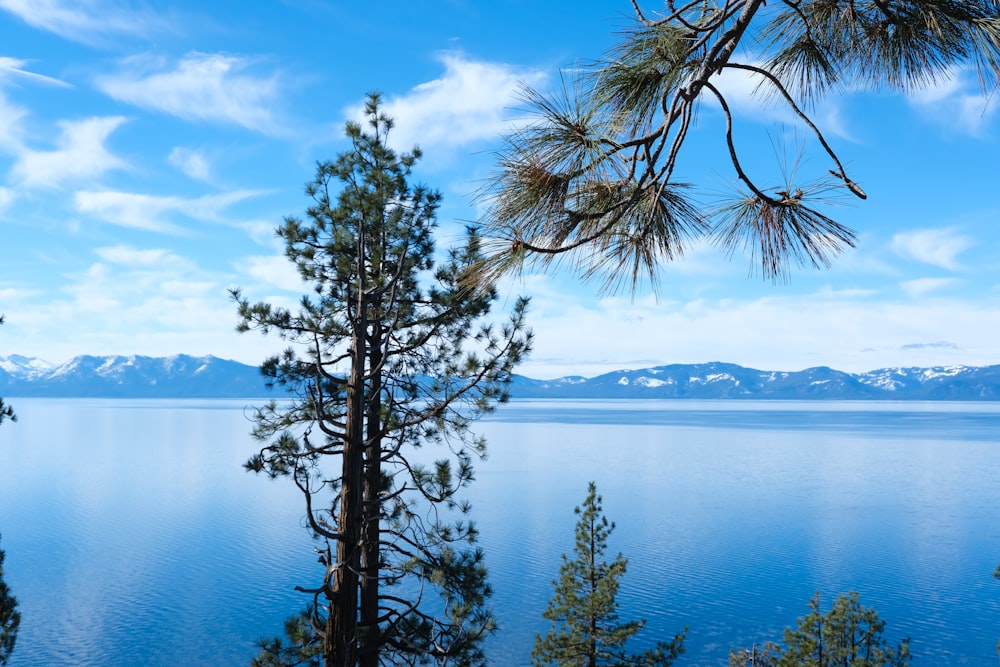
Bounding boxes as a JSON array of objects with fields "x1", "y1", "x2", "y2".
[
  {"x1": 533, "y1": 482, "x2": 685, "y2": 667},
  {"x1": 233, "y1": 93, "x2": 530, "y2": 667}
]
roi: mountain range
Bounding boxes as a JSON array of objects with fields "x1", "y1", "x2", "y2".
[
  {"x1": 1, "y1": 354, "x2": 999, "y2": 400},
  {"x1": 0, "y1": 354, "x2": 264, "y2": 398}
]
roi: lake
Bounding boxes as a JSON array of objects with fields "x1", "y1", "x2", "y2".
[{"x1": 1, "y1": 398, "x2": 999, "y2": 665}]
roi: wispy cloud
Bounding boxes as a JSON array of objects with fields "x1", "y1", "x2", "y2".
[
  {"x1": 94, "y1": 244, "x2": 179, "y2": 266},
  {"x1": 0, "y1": 185, "x2": 14, "y2": 212},
  {"x1": 0, "y1": 59, "x2": 70, "y2": 156},
  {"x1": 707, "y1": 56, "x2": 855, "y2": 141},
  {"x1": 168, "y1": 147, "x2": 212, "y2": 182},
  {"x1": 73, "y1": 188, "x2": 263, "y2": 232},
  {"x1": 97, "y1": 53, "x2": 285, "y2": 134},
  {"x1": 351, "y1": 52, "x2": 548, "y2": 154},
  {"x1": 0, "y1": 243, "x2": 282, "y2": 363},
  {"x1": 0, "y1": 56, "x2": 71, "y2": 87},
  {"x1": 10, "y1": 116, "x2": 128, "y2": 188},
  {"x1": 899, "y1": 277, "x2": 959, "y2": 298},
  {"x1": 901, "y1": 341, "x2": 958, "y2": 351},
  {"x1": 908, "y1": 68, "x2": 997, "y2": 136},
  {"x1": 0, "y1": 0, "x2": 167, "y2": 46},
  {"x1": 511, "y1": 282, "x2": 1000, "y2": 378},
  {"x1": 241, "y1": 253, "x2": 308, "y2": 292},
  {"x1": 890, "y1": 227, "x2": 973, "y2": 270},
  {"x1": 0, "y1": 90, "x2": 26, "y2": 153}
]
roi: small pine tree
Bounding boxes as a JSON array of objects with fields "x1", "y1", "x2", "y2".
[
  {"x1": 732, "y1": 592, "x2": 909, "y2": 667},
  {"x1": 532, "y1": 482, "x2": 685, "y2": 667},
  {"x1": 777, "y1": 592, "x2": 909, "y2": 667},
  {"x1": 729, "y1": 643, "x2": 781, "y2": 667},
  {"x1": 0, "y1": 534, "x2": 20, "y2": 666}
]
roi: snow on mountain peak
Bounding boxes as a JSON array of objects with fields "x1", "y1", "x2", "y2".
[{"x1": 0, "y1": 355, "x2": 54, "y2": 379}]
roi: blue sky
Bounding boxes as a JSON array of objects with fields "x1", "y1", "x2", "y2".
[{"x1": 0, "y1": 1, "x2": 998, "y2": 379}]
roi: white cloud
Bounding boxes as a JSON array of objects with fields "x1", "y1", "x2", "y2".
[
  {"x1": 49, "y1": 250, "x2": 226, "y2": 351},
  {"x1": 0, "y1": 0, "x2": 166, "y2": 46},
  {"x1": 0, "y1": 89, "x2": 27, "y2": 153},
  {"x1": 899, "y1": 277, "x2": 959, "y2": 298},
  {"x1": 908, "y1": 69, "x2": 997, "y2": 136},
  {"x1": 94, "y1": 245, "x2": 179, "y2": 266},
  {"x1": 73, "y1": 188, "x2": 262, "y2": 232},
  {"x1": 0, "y1": 186, "x2": 13, "y2": 212},
  {"x1": 707, "y1": 58, "x2": 855, "y2": 141},
  {"x1": 352, "y1": 52, "x2": 548, "y2": 153},
  {"x1": 0, "y1": 59, "x2": 70, "y2": 156},
  {"x1": 512, "y1": 283, "x2": 1000, "y2": 378},
  {"x1": 235, "y1": 218, "x2": 282, "y2": 246},
  {"x1": 11, "y1": 116, "x2": 128, "y2": 188},
  {"x1": 890, "y1": 228, "x2": 972, "y2": 271},
  {"x1": 0, "y1": 56, "x2": 71, "y2": 87},
  {"x1": 97, "y1": 53, "x2": 284, "y2": 134},
  {"x1": 0, "y1": 245, "x2": 291, "y2": 364},
  {"x1": 168, "y1": 147, "x2": 211, "y2": 182},
  {"x1": 241, "y1": 254, "x2": 307, "y2": 292}
]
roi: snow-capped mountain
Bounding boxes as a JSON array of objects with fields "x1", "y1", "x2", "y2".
[
  {"x1": 0, "y1": 354, "x2": 54, "y2": 380},
  {"x1": 2, "y1": 356, "x2": 1000, "y2": 400},
  {"x1": 509, "y1": 362, "x2": 1000, "y2": 400},
  {"x1": 0, "y1": 354, "x2": 269, "y2": 398}
]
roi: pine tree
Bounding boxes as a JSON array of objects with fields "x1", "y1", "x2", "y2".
[
  {"x1": 0, "y1": 535, "x2": 19, "y2": 666},
  {"x1": 476, "y1": 2, "x2": 1000, "y2": 291},
  {"x1": 233, "y1": 93, "x2": 531, "y2": 667},
  {"x1": 731, "y1": 592, "x2": 909, "y2": 667},
  {"x1": 777, "y1": 592, "x2": 909, "y2": 667},
  {"x1": 532, "y1": 482, "x2": 685, "y2": 667},
  {"x1": 729, "y1": 643, "x2": 781, "y2": 667}
]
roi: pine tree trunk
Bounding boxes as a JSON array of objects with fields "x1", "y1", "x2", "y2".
[
  {"x1": 326, "y1": 231, "x2": 369, "y2": 667},
  {"x1": 359, "y1": 318, "x2": 383, "y2": 667},
  {"x1": 328, "y1": 328, "x2": 365, "y2": 667}
]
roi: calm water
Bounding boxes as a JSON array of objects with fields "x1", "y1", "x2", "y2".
[{"x1": 1, "y1": 399, "x2": 999, "y2": 665}]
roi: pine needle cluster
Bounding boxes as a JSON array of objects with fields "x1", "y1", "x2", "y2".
[{"x1": 477, "y1": 1, "x2": 1000, "y2": 289}]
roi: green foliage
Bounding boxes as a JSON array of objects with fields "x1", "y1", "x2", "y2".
[
  {"x1": 731, "y1": 592, "x2": 909, "y2": 667},
  {"x1": 234, "y1": 93, "x2": 531, "y2": 667},
  {"x1": 532, "y1": 482, "x2": 685, "y2": 667},
  {"x1": 0, "y1": 535, "x2": 19, "y2": 666},
  {"x1": 778, "y1": 592, "x2": 910, "y2": 667},
  {"x1": 252, "y1": 607, "x2": 321, "y2": 667},
  {"x1": 729, "y1": 643, "x2": 782, "y2": 667},
  {"x1": 477, "y1": 1, "x2": 1000, "y2": 290}
]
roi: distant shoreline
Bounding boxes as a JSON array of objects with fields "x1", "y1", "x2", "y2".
[{"x1": 3, "y1": 355, "x2": 1000, "y2": 401}]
